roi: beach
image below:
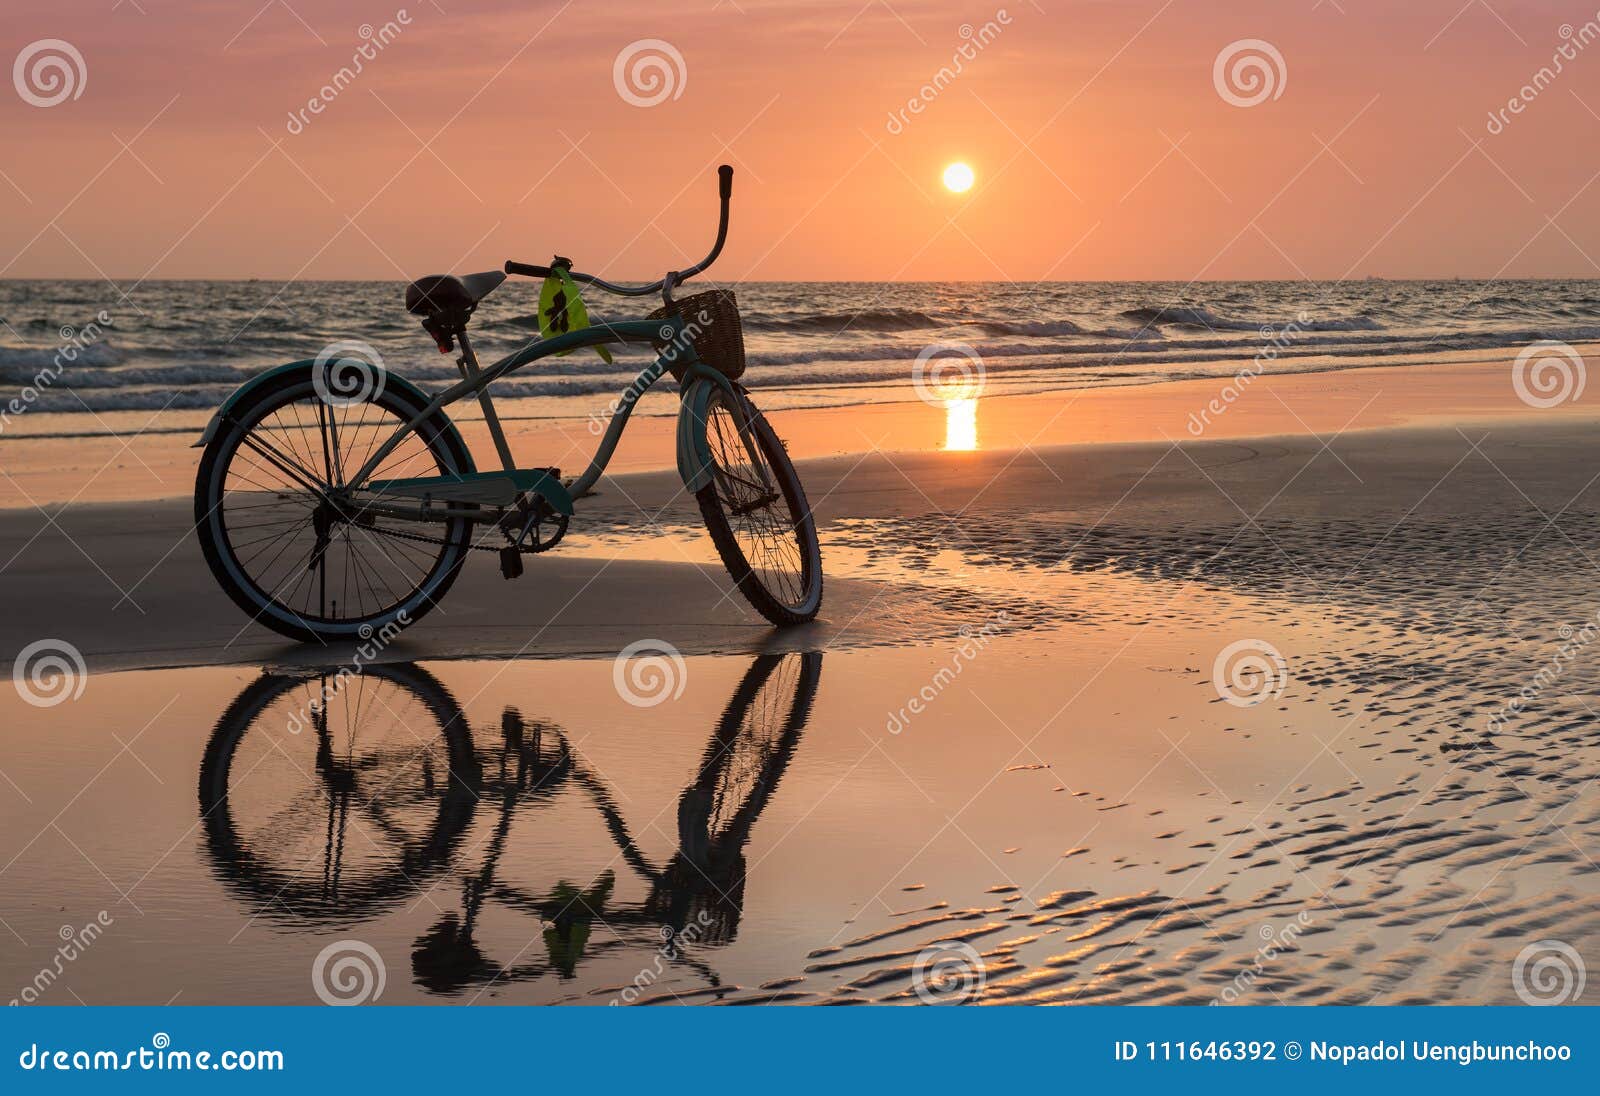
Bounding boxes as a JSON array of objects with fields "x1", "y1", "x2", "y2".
[{"x1": 2, "y1": 353, "x2": 1598, "y2": 1004}]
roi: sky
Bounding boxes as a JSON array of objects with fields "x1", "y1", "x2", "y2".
[{"x1": 2, "y1": 0, "x2": 1599, "y2": 282}]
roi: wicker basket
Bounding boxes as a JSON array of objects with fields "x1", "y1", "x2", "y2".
[{"x1": 649, "y1": 289, "x2": 746, "y2": 380}]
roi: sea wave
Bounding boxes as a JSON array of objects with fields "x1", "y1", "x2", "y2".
[
  {"x1": 498, "y1": 306, "x2": 950, "y2": 335},
  {"x1": 1119, "y1": 305, "x2": 1384, "y2": 333},
  {"x1": 6, "y1": 277, "x2": 1600, "y2": 427},
  {"x1": 0, "y1": 343, "x2": 124, "y2": 380},
  {"x1": 971, "y1": 318, "x2": 1154, "y2": 339},
  {"x1": 10, "y1": 324, "x2": 1600, "y2": 402},
  {"x1": 743, "y1": 308, "x2": 946, "y2": 333},
  {"x1": 19, "y1": 323, "x2": 1600, "y2": 417}
]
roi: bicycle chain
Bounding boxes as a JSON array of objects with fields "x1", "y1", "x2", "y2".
[
  {"x1": 365, "y1": 523, "x2": 497, "y2": 553},
  {"x1": 366, "y1": 515, "x2": 568, "y2": 554}
]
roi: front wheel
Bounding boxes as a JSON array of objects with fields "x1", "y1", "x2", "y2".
[{"x1": 695, "y1": 386, "x2": 823, "y2": 626}]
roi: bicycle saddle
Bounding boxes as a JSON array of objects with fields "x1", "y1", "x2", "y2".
[{"x1": 404, "y1": 270, "x2": 505, "y2": 352}]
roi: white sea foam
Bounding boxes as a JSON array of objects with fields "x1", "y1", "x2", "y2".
[{"x1": 2, "y1": 279, "x2": 1597, "y2": 429}]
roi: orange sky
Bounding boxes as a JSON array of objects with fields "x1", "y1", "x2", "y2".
[{"x1": 3, "y1": 0, "x2": 1599, "y2": 281}]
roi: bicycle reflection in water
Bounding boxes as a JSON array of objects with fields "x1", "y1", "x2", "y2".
[{"x1": 197, "y1": 651, "x2": 821, "y2": 998}]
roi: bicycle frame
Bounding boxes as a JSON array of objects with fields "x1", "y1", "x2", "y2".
[{"x1": 340, "y1": 310, "x2": 754, "y2": 523}]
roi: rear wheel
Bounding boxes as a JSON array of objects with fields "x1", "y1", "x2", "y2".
[
  {"x1": 197, "y1": 663, "x2": 481, "y2": 922},
  {"x1": 695, "y1": 386, "x2": 822, "y2": 625},
  {"x1": 194, "y1": 369, "x2": 474, "y2": 644}
]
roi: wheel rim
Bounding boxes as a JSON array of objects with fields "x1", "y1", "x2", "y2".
[
  {"x1": 703, "y1": 391, "x2": 816, "y2": 613},
  {"x1": 700, "y1": 652, "x2": 816, "y2": 842},
  {"x1": 198, "y1": 665, "x2": 480, "y2": 923},
  {"x1": 209, "y1": 383, "x2": 465, "y2": 631}
]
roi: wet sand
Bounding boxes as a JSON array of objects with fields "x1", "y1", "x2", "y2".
[
  {"x1": 7, "y1": 351, "x2": 1600, "y2": 674},
  {"x1": 1, "y1": 353, "x2": 1598, "y2": 1004}
]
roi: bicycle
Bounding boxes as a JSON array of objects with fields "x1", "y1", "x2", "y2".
[
  {"x1": 193, "y1": 166, "x2": 823, "y2": 643},
  {"x1": 195, "y1": 651, "x2": 821, "y2": 991}
]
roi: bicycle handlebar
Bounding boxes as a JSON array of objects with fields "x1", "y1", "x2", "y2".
[{"x1": 505, "y1": 165, "x2": 733, "y2": 296}]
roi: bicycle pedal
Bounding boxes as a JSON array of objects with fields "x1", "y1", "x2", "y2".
[{"x1": 499, "y1": 545, "x2": 524, "y2": 580}]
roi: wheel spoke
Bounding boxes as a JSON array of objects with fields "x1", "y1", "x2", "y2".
[
  {"x1": 208, "y1": 383, "x2": 468, "y2": 634},
  {"x1": 237, "y1": 432, "x2": 331, "y2": 499}
]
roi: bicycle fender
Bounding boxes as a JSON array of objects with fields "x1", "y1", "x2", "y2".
[
  {"x1": 191, "y1": 360, "x2": 461, "y2": 452},
  {"x1": 676, "y1": 377, "x2": 717, "y2": 493},
  {"x1": 675, "y1": 369, "x2": 744, "y2": 494}
]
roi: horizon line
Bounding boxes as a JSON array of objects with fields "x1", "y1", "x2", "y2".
[{"x1": 4, "y1": 275, "x2": 1600, "y2": 285}]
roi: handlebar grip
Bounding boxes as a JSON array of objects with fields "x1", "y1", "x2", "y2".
[
  {"x1": 504, "y1": 260, "x2": 551, "y2": 278},
  {"x1": 718, "y1": 164, "x2": 733, "y2": 200}
]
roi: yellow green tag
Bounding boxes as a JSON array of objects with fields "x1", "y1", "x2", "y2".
[{"x1": 538, "y1": 268, "x2": 613, "y2": 364}]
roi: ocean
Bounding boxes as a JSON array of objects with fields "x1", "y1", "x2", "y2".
[{"x1": 3, "y1": 278, "x2": 1599, "y2": 434}]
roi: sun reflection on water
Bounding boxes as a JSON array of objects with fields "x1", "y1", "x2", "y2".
[{"x1": 943, "y1": 397, "x2": 978, "y2": 451}]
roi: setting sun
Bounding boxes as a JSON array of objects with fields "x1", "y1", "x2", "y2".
[{"x1": 942, "y1": 162, "x2": 975, "y2": 193}]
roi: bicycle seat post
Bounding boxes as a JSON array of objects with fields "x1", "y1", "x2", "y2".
[{"x1": 457, "y1": 331, "x2": 517, "y2": 472}]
